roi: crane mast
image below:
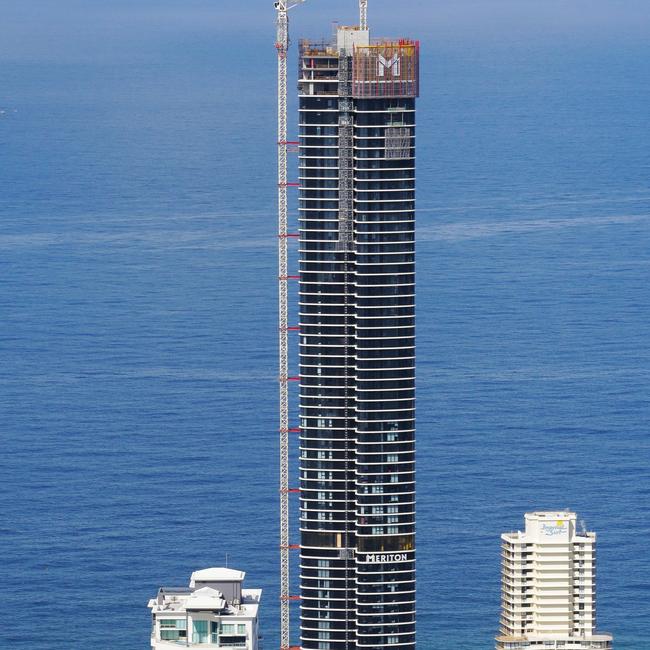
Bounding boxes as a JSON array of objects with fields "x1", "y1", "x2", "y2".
[
  {"x1": 360, "y1": 0, "x2": 368, "y2": 30},
  {"x1": 275, "y1": 3, "x2": 304, "y2": 650}
]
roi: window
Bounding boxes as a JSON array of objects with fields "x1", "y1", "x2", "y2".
[
  {"x1": 211, "y1": 621, "x2": 219, "y2": 644},
  {"x1": 192, "y1": 620, "x2": 209, "y2": 644},
  {"x1": 159, "y1": 619, "x2": 187, "y2": 642},
  {"x1": 220, "y1": 623, "x2": 248, "y2": 648},
  {"x1": 221, "y1": 636, "x2": 248, "y2": 647}
]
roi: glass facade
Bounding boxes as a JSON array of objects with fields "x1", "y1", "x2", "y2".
[
  {"x1": 192, "y1": 620, "x2": 209, "y2": 644},
  {"x1": 298, "y1": 34, "x2": 418, "y2": 650},
  {"x1": 159, "y1": 619, "x2": 188, "y2": 642}
]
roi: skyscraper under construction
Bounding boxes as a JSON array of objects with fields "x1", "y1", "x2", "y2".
[{"x1": 297, "y1": 22, "x2": 419, "y2": 650}]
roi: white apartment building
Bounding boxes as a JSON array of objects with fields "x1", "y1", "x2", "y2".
[
  {"x1": 496, "y1": 512, "x2": 613, "y2": 650},
  {"x1": 148, "y1": 568, "x2": 261, "y2": 649}
]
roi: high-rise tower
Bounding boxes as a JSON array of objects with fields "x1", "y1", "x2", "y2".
[
  {"x1": 496, "y1": 512, "x2": 613, "y2": 650},
  {"x1": 297, "y1": 23, "x2": 419, "y2": 650}
]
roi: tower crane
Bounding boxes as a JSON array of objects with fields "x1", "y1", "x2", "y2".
[
  {"x1": 274, "y1": 3, "x2": 304, "y2": 650},
  {"x1": 274, "y1": 2, "x2": 368, "y2": 649}
]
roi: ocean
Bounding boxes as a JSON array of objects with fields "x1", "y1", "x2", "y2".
[{"x1": 1, "y1": 2, "x2": 649, "y2": 649}]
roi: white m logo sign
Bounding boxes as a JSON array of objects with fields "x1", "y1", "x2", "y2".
[{"x1": 377, "y1": 54, "x2": 400, "y2": 77}]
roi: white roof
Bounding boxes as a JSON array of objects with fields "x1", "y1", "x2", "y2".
[
  {"x1": 184, "y1": 587, "x2": 226, "y2": 611},
  {"x1": 149, "y1": 587, "x2": 262, "y2": 618},
  {"x1": 191, "y1": 567, "x2": 245, "y2": 583}
]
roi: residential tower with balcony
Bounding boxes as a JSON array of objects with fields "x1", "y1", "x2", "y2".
[
  {"x1": 496, "y1": 512, "x2": 613, "y2": 650},
  {"x1": 298, "y1": 24, "x2": 419, "y2": 650}
]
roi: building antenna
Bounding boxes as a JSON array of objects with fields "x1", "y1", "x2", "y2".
[
  {"x1": 274, "y1": 3, "x2": 305, "y2": 650},
  {"x1": 360, "y1": 0, "x2": 368, "y2": 30}
]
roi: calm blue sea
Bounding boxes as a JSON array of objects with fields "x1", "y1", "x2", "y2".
[{"x1": 1, "y1": 2, "x2": 649, "y2": 649}]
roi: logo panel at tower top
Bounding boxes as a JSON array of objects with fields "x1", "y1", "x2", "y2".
[{"x1": 352, "y1": 41, "x2": 420, "y2": 98}]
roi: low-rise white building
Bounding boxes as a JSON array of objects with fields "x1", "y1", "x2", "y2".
[
  {"x1": 496, "y1": 512, "x2": 613, "y2": 650},
  {"x1": 148, "y1": 568, "x2": 261, "y2": 649}
]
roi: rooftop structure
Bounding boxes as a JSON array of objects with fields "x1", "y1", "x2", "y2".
[
  {"x1": 496, "y1": 512, "x2": 613, "y2": 650},
  {"x1": 148, "y1": 568, "x2": 261, "y2": 649}
]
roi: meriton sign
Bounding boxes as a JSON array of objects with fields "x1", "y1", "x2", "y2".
[
  {"x1": 377, "y1": 54, "x2": 400, "y2": 77},
  {"x1": 366, "y1": 553, "x2": 408, "y2": 563}
]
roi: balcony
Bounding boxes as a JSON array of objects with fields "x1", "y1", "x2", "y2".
[
  {"x1": 154, "y1": 633, "x2": 249, "y2": 649},
  {"x1": 154, "y1": 639, "x2": 246, "y2": 650}
]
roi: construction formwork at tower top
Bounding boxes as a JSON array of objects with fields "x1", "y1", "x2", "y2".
[
  {"x1": 352, "y1": 40, "x2": 420, "y2": 98},
  {"x1": 299, "y1": 35, "x2": 420, "y2": 99}
]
